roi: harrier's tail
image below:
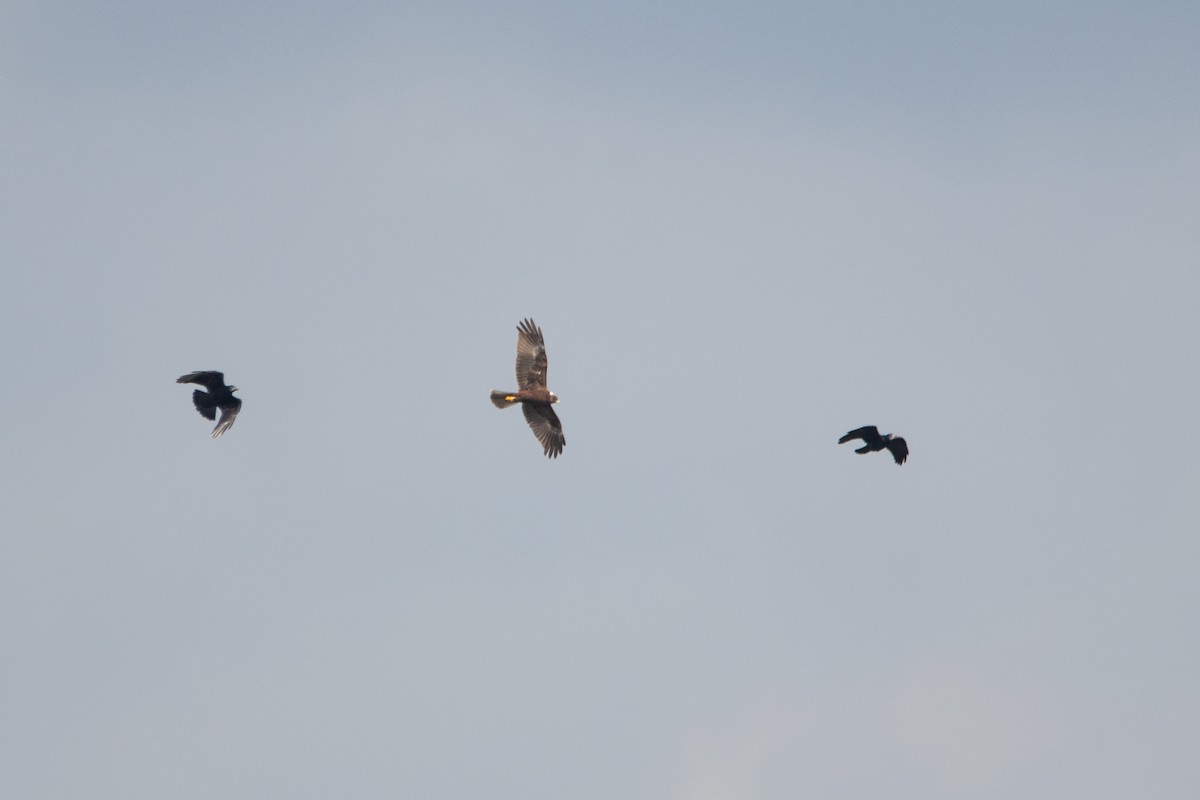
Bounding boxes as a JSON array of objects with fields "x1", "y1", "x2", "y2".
[{"x1": 490, "y1": 391, "x2": 519, "y2": 409}]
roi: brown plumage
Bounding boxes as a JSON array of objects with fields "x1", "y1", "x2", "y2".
[
  {"x1": 490, "y1": 318, "x2": 564, "y2": 458},
  {"x1": 838, "y1": 425, "x2": 908, "y2": 465}
]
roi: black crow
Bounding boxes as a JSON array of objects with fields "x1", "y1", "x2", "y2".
[
  {"x1": 177, "y1": 371, "x2": 241, "y2": 438},
  {"x1": 839, "y1": 425, "x2": 907, "y2": 465}
]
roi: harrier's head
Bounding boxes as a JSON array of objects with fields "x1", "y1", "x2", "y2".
[{"x1": 548, "y1": 392, "x2": 559, "y2": 404}]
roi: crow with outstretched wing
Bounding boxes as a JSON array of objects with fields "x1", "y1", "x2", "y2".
[
  {"x1": 177, "y1": 371, "x2": 242, "y2": 438},
  {"x1": 839, "y1": 425, "x2": 907, "y2": 465}
]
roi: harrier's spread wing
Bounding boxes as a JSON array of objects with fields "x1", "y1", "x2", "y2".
[
  {"x1": 514, "y1": 318, "x2": 549, "y2": 390},
  {"x1": 839, "y1": 425, "x2": 880, "y2": 445},
  {"x1": 176, "y1": 371, "x2": 227, "y2": 392},
  {"x1": 522, "y1": 402, "x2": 564, "y2": 458},
  {"x1": 211, "y1": 398, "x2": 242, "y2": 438},
  {"x1": 886, "y1": 437, "x2": 908, "y2": 465}
]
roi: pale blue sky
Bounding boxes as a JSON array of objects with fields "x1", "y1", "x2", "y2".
[{"x1": 2, "y1": 3, "x2": 1198, "y2": 798}]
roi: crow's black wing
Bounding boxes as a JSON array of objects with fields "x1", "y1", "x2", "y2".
[
  {"x1": 211, "y1": 397, "x2": 242, "y2": 438},
  {"x1": 886, "y1": 437, "x2": 908, "y2": 465},
  {"x1": 177, "y1": 371, "x2": 227, "y2": 392},
  {"x1": 839, "y1": 425, "x2": 880, "y2": 445}
]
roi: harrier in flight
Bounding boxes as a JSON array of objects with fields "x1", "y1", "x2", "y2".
[
  {"x1": 490, "y1": 319, "x2": 564, "y2": 458},
  {"x1": 839, "y1": 425, "x2": 908, "y2": 465},
  {"x1": 177, "y1": 371, "x2": 242, "y2": 438}
]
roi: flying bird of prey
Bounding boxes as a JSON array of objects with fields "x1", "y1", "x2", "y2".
[
  {"x1": 839, "y1": 425, "x2": 908, "y2": 465},
  {"x1": 177, "y1": 371, "x2": 241, "y2": 438},
  {"x1": 490, "y1": 318, "x2": 565, "y2": 458}
]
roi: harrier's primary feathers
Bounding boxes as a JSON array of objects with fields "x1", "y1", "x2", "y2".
[
  {"x1": 490, "y1": 319, "x2": 564, "y2": 458},
  {"x1": 838, "y1": 425, "x2": 908, "y2": 465},
  {"x1": 177, "y1": 371, "x2": 241, "y2": 438}
]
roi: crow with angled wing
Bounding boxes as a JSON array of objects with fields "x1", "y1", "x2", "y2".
[
  {"x1": 490, "y1": 319, "x2": 564, "y2": 458},
  {"x1": 177, "y1": 371, "x2": 241, "y2": 438},
  {"x1": 839, "y1": 425, "x2": 908, "y2": 465}
]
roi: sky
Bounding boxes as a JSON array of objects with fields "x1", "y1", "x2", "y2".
[{"x1": 1, "y1": 2, "x2": 1198, "y2": 798}]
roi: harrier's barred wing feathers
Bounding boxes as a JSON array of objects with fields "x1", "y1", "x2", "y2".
[
  {"x1": 522, "y1": 402, "x2": 565, "y2": 458},
  {"x1": 514, "y1": 318, "x2": 549, "y2": 390}
]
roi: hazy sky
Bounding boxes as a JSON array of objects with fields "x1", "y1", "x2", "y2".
[{"x1": 2, "y1": 3, "x2": 1198, "y2": 798}]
